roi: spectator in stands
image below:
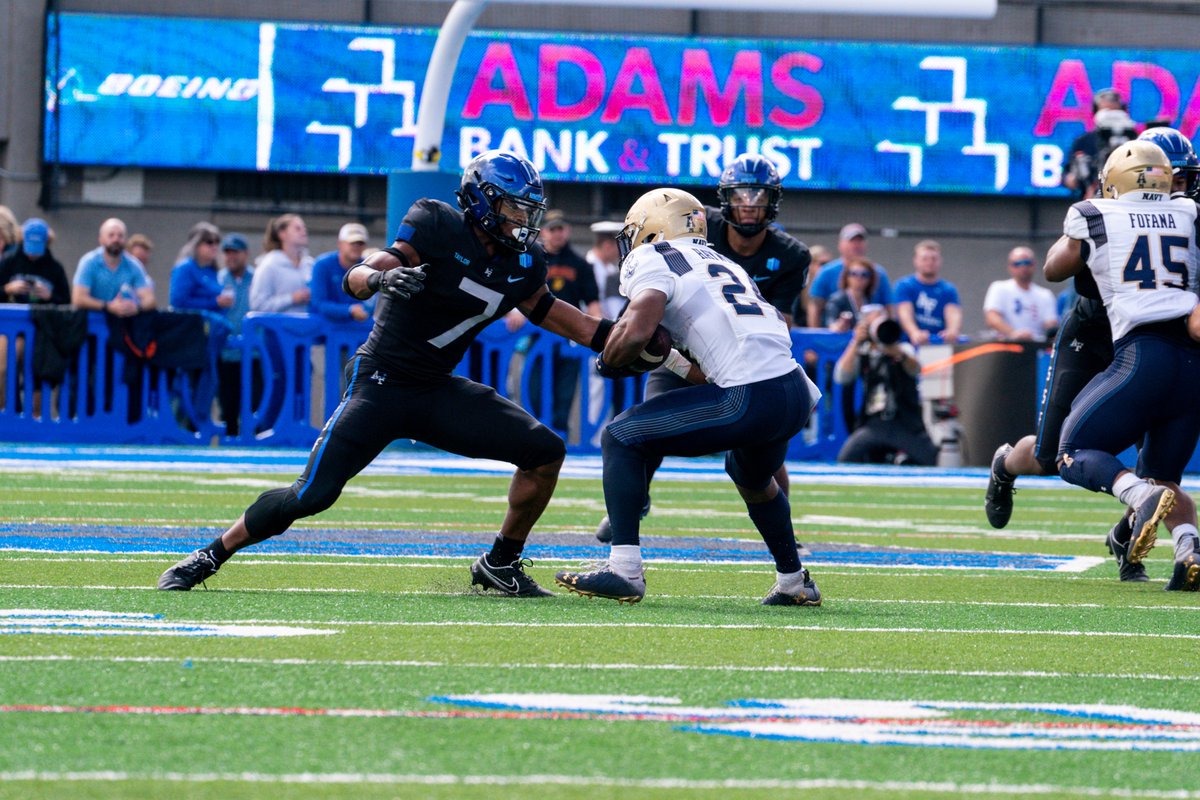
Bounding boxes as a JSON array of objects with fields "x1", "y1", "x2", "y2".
[
  {"x1": 587, "y1": 220, "x2": 624, "y2": 320},
  {"x1": 792, "y1": 243, "x2": 833, "y2": 325},
  {"x1": 824, "y1": 257, "x2": 877, "y2": 332},
  {"x1": 310, "y1": 222, "x2": 371, "y2": 322},
  {"x1": 0, "y1": 207, "x2": 19, "y2": 260},
  {"x1": 835, "y1": 307, "x2": 938, "y2": 466},
  {"x1": 983, "y1": 246, "x2": 1058, "y2": 341},
  {"x1": 250, "y1": 214, "x2": 312, "y2": 313},
  {"x1": 169, "y1": 223, "x2": 233, "y2": 313},
  {"x1": 806, "y1": 223, "x2": 892, "y2": 328},
  {"x1": 127, "y1": 233, "x2": 154, "y2": 271},
  {"x1": 1062, "y1": 88, "x2": 1133, "y2": 200},
  {"x1": 531, "y1": 210, "x2": 600, "y2": 436},
  {"x1": 893, "y1": 239, "x2": 962, "y2": 345},
  {"x1": 0, "y1": 218, "x2": 70, "y2": 305},
  {"x1": 217, "y1": 233, "x2": 258, "y2": 437},
  {"x1": 72, "y1": 218, "x2": 155, "y2": 316}
]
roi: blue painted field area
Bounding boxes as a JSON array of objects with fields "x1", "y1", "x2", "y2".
[{"x1": 0, "y1": 523, "x2": 1097, "y2": 572}]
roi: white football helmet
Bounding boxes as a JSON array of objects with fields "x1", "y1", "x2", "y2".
[
  {"x1": 616, "y1": 188, "x2": 706, "y2": 264},
  {"x1": 1098, "y1": 140, "x2": 1173, "y2": 199}
]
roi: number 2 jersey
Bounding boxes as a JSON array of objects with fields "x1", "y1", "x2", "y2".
[
  {"x1": 1064, "y1": 194, "x2": 1199, "y2": 342},
  {"x1": 620, "y1": 236, "x2": 818, "y2": 396},
  {"x1": 360, "y1": 199, "x2": 548, "y2": 382}
]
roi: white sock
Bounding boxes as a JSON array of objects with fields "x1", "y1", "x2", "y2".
[
  {"x1": 1171, "y1": 524, "x2": 1199, "y2": 560},
  {"x1": 776, "y1": 569, "x2": 806, "y2": 594},
  {"x1": 1113, "y1": 473, "x2": 1153, "y2": 507},
  {"x1": 609, "y1": 545, "x2": 643, "y2": 579}
]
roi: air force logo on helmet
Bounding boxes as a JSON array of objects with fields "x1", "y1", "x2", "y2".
[
  {"x1": 616, "y1": 188, "x2": 707, "y2": 268},
  {"x1": 1098, "y1": 140, "x2": 1173, "y2": 200},
  {"x1": 457, "y1": 150, "x2": 547, "y2": 252}
]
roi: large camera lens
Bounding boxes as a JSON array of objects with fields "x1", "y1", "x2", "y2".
[{"x1": 869, "y1": 317, "x2": 902, "y2": 346}]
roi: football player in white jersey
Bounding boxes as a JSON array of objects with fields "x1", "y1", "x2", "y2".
[
  {"x1": 1047, "y1": 140, "x2": 1200, "y2": 591},
  {"x1": 555, "y1": 189, "x2": 823, "y2": 605}
]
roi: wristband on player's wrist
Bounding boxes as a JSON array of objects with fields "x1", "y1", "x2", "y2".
[{"x1": 661, "y1": 349, "x2": 691, "y2": 379}]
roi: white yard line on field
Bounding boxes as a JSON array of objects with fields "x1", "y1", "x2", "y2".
[
  {"x1": 0, "y1": 771, "x2": 1195, "y2": 797},
  {"x1": 0, "y1": 654, "x2": 1190, "y2": 683}
]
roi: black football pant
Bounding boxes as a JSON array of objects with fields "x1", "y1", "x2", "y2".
[{"x1": 243, "y1": 355, "x2": 565, "y2": 542}]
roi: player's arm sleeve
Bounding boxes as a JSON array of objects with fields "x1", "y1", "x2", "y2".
[
  {"x1": 393, "y1": 199, "x2": 447, "y2": 264},
  {"x1": 620, "y1": 250, "x2": 675, "y2": 302}
]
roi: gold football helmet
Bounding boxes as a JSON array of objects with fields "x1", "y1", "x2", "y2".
[
  {"x1": 1099, "y1": 140, "x2": 1173, "y2": 199},
  {"x1": 616, "y1": 188, "x2": 707, "y2": 264}
]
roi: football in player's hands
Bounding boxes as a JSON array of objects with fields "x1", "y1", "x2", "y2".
[{"x1": 630, "y1": 325, "x2": 673, "y2": 373}]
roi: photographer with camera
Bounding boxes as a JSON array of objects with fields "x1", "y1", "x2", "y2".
[
  {"x1": 1063, "y1": 88, "x2": 1136, "y2": 199},
  {"x1": 834, "y1": 306, "x2": 938, "y2": 466}
]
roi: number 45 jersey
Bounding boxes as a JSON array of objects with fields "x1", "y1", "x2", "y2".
[
  {"x1": 621, "y1": 236, "x2": 814, "y2": 392},
  {"x1": 361, "y1": 199, "x2": 548, "y2": 382},
  {"x1": 1064, "y1": 196, "x2": 1199, "y2": 342}
]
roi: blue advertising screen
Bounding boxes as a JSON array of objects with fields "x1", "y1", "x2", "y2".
[{"x1": 44, "y1": 12, "x2": 1200, "y2": 196}]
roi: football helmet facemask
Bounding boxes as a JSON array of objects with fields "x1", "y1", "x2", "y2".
[
  {"x1": 1137, "y1": 127, "x2": 1200, "y2": 198},
  {"x1": 718, "y1": 154, "x2": 782, "y2": 236},
  {"x1": 457, "y1": 150, "x2": 547, "y2": 252},
  {"x1": 616, "y1": 188, "x2": 707, "y2": 265},
  {"x1": 1098, "y1": 140, "x2": 1173, "y2": 199}
]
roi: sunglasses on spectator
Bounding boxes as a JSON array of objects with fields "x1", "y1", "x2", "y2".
[
  {"x1": 1009, "y1": 259, "x2": 1034, "y2": 267},
  {"x1": 201, "y1": 238, "x2": 220, "y2": 245},
  {"x1": 848, "y1": 270, "x2": 872, "y2": 278}
]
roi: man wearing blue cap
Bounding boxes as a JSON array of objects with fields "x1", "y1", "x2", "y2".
[
  {"x1": 0, "y1": 218, "x2": 70, "y2": 305},
  {"x1": 217, "y1": 233, "x2": 257, "y2": 437}
]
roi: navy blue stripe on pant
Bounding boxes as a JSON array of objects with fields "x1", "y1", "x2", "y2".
[
  {"x1": 1060, "y1": 331, "x2": 1200, "y2": 487},
  {"x1": 602, "y1": 369, "x2": 814, "y2": 546}
]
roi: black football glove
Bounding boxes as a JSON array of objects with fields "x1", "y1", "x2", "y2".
[
  {"x1": 595, "y1": 354, "x2": 637, "y2": 380},
  {"x1": 367, "y1": 264, "x2": 426, "y2": 300}
]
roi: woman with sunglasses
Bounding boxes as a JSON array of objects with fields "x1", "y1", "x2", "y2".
[{"x1": 824, "y1": 257, "x2": 878, "y2": 332}]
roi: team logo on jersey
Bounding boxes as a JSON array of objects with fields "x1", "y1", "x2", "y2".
[
  {"x1": 370, "y1": 370, "x2": 387, "y2": 385},
  {"x1": 519, "y1": 253, "x2": 533, "y2": 269},
  {"x1": 1069, "y1": 338, "x2": 1084, "y2": 352},
  {"x1": 484, "y1": 267, "x2": 494, "y2": 278},
  {"x1": 454, "y1": 252, "x2": 470, "y2": 266},
  {"x1": 430, "y1": 694, "x2": 1200, "y2": 752},
  {"x1": 766, "y1": 257, "x2": 780, "y2": 272}
]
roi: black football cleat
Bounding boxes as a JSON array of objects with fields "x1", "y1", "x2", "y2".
[
  {"x1": 157, "y1": 549, "x2": 220, "y2": 591},
  {"x1": 1127, "y1": 486, "x2": 1175, "y2": 565},
  {"x1": 556, "y1": 562, "x2": 645, "y2": 604},
  {"x1": 1105, "y1": 509, "x2": 1147, "y2": 582},
  {"x1": 984, "y1": 443, "x2": 1016, "y2": 529},
  {"x1": 1165, "y1": 547, "x2": 1200, "y2": 592},
  {"x1": 762, "y1": 569, "x2": 822, "y2": 606},
  {"x1": 595, "y1": 497, "x2": 652, "y2": 543},
  {"x1": 470, "y1": 555, "x2": 554, "y2": 597}
]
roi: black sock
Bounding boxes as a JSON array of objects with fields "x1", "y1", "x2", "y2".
[
  {"x1": 994, "y1": 457, "x2": 1015, "y2": 482},
  {"x1": 747, "y1": 492, "x2": 802, "y2": 574},
  {"x1": 204, "y1": 536, "x2": 232, "y2": 566},
  {"x1": 488, "y1": 534, "x2": 524, "y2": 565}
]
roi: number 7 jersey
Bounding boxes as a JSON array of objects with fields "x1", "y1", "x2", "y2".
[
  {"x1": 1064, "y1": 196, "x2": 1199, "y2": 342},
  {"x1": 620, "y1": 236, "x2": 807, "y2": 389}
]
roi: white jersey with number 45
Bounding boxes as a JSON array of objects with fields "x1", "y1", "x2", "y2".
[
  {"x1": 621, "y1": 236, "x2": 813, "y2": 391},
  {"x1": 1064, "y1": 195, "x2": 1200, "y2": 341}
]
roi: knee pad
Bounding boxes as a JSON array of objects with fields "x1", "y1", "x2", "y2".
[
  {"x1": 516, "y1": 424, "x2": 566, "y2": 472},
  {"x1": 1058, "y1": 448, "x2": 1124, "y2": 494},
  {"x1": 723, "y1": 450, "x2": 769, "y2": 491}
]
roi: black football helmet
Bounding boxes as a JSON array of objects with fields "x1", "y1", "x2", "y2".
[{"x1": 718, "y1": 154, "x2": 782, "y2": 236}]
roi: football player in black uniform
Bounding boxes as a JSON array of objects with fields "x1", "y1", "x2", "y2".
[
  {"x1": 159, "y1": 151, "x2": 614, "y2": 596},
  {"x1": 985, "y1": 127, "x2": 1200, "y2": 582},
  {"x1": 593, "y1": 154, "x2": 811, "y2": 542}
]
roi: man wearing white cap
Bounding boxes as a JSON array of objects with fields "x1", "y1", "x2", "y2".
[
  {"x1": 805, "y1": 223, "x2": 893, "y2": 328},
  {"x1": 310, "y1": 222, "x2": 372, "y2": 323}
]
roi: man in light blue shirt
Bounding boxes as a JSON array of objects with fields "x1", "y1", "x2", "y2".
[
  {"x1": 805, "y1": 223, "x2": 892, "y2": 327},
  {"x1": 71, "y1": 218, "x2": 156, "y2": 316}
]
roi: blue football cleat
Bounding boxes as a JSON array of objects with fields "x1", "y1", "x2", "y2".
[
  {"x1": 762, "y1": 569, "x2": 822, "y2": 606},
  {"x1": 555, "y1": 562, "x2": 645, "y2": 604}
]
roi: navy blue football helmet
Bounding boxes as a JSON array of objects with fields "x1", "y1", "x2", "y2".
[
  {"x1": 457, "y1": 150, "x2": 547, "y2": 251},
  {"x1": 718, "y1": 154, "x2": 783, "y2": 236},
  {"x1": 1137, "y1": 127, "x2": 1200, "y2": 197}
]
